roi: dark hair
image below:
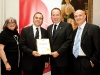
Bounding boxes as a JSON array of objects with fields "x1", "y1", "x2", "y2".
[
  {"x1": 33, "y1": 12, "x2": 43, "y2": 20},
  {"x1": 51, "y1": 7, "x2": 61, "y2": 15},
  {"x1": 3, "y1": 17, "x2": 18, "y2": 30}
]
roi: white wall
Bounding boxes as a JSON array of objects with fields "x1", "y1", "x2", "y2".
[
  {"x1": 93, "y1": 0, "x2": 100, "y2": 26},
  {"x1": 0, "y1": 0, "x2": 19, "y2": 32},
  {"x1": 0, "y1": 0, "x2": 5, "y2": 31}
]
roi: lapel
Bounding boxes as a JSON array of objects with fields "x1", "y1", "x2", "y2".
[
  {"x1": 49, "y1": 25, "x2": 53, "y2": 42},
  {"x1": 52, "y1": 21, "x2": 63, "y2": 41},
  {"x1": 81, "y1": 23, "x2": 89, "y2": 41},
  {"x1": 73, "y1": 28, "x2": 78, "y2": 38},
  {"x1": 28, "y1": 25, "x2": 36, "y2": 46},
  {"x1": 40, "y1": 27, "x2": 44, "y2": 38}
]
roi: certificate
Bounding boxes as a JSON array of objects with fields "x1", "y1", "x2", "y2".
[{"x1": 36, "y1": 39, "x2": 51, "y2": 55}]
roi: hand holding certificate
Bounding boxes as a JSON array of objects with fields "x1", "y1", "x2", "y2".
[{"x1": 36, "y1": 39, "x2": 51, "y2": 55}]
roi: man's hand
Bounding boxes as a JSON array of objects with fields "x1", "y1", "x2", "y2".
[
  {"x1": 90, "y1": 61, "x2": 94, "y2": 68},
  {"x1": 51, "y1": 51, "x2": 59, "y2": 58},
  {"x1": 32, "y1": 51, "x2": 41, "y2": 57}
]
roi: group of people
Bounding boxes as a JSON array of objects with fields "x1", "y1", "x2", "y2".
[{"x1": 0, "y1": 7, "x2": 100, "y2": 75}]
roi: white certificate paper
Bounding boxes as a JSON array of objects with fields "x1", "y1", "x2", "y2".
[{"x1": 36, "y1": 39, "x2": 51, "y2": 55}]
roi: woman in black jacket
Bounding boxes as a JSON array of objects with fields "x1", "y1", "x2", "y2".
[{"x1": 0, "y1": 17, "x2": 20, "y2": 75}]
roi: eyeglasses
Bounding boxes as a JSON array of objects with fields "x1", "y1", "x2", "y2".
[{"x1": 8, "y1": 22, "x2": 16, "y2": 25}]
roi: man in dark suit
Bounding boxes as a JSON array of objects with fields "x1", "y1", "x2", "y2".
[
  {"x1": 47, "y1": 7, "x2": 73, "y2": 75},
  {"x1": 19, "y1": 12, "x2": 49, "y2": 75},
  {"x1": 72, "y1": 9, "x2": 100, "y2": 75}
]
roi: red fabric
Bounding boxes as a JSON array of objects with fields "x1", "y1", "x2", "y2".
[{"x1": 43, "y1": 64, "x2": 51, "y2": 73}]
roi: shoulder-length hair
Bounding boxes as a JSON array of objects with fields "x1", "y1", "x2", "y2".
[{"x1": 3, "y1": 17, "x2": 18, "y2": 30}]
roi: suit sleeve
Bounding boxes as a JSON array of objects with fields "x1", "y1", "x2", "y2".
[
  {"x1": 19, "y1": 28, "x2": 33, "y2": 55},
  {"x1": 90, "y1": 26, "x2": 100, "y2": 64}
]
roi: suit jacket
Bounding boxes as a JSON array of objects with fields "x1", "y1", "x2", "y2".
[
  {"x1": 47, "y1": 21, "x2": 73, "y2": 67},
  {"x1": 72, "y1": 23, "x2": 100, "y2": 65},
  {"x1": 19, "y1": 25, "x2": 48, "y2": 71}
]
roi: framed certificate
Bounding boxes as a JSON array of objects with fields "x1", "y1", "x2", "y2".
[{"x1": 36, "y1": 39, "x2": 51, "y2": 55}]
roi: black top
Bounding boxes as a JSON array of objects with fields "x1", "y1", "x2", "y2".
[{"x1": 0, "y1": 28, "x2": 19, "y2": 52}]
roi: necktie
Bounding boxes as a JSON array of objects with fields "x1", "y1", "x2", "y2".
[
  {"x1": 73, "y1": 27, "x2": 82, "y2": 58},
  {"x1": 35, "y1": 28, "x2": 39, "y2": 39},
  {"x1": 52, "y1": 25, "x2": 57, "y2": 39}
]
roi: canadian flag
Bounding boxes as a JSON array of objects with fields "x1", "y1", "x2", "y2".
[{"x1": 19, "y1": 0, "x2": 61, "y2": 74}]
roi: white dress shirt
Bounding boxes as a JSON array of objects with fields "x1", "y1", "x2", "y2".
[
  {"x1": 52, "y1": 22, "x2": 60, "y2": 35},
  {"x1": 32, "y1": 24, "x2": 42, "y2": 39},
  {"x1": 73, "y1": 21, "x2": 86, "y2": 56}
]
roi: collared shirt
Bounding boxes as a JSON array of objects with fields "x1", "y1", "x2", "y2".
[
  {"x1": 52, "y1": 22, "x2": 60, "y2": 35},
  {"x1": 73, "y1": 21, "x2": 86, "y2": 56},
  {"x1": 32, "y1": 24, "x2": 41, "y2": 39}
]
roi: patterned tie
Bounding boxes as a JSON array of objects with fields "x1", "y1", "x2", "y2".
[
  {"x1": 52, "y1": 25, "x2": 57, "y2": 39},
  {"x1": 73, "y1": 27, "x2": 82, "y2": 58},
  {"x1": 35, "y1": 28, "x2": 39, "y2": 39}
]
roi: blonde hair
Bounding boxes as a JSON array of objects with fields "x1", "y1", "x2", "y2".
[
  {"x1": 61, "y1": 3, "x2": 77, "y2": 30},
  {"x1": 67, "y1": 18, "x2": 77, "y2": 30},
  {"x1": 61, "y1": 4, "x2": 75, "y2": 16}
]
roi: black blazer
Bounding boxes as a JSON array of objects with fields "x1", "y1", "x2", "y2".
[
  {"x1": 72, "y1": 23, "x2": 100, "y2": 64},
  {"x1": 47, "y1": 21, "x2": 73, "y2": 67},
  {"x1": 19, "y1": 25, "x2": 48, "y2": 71}
]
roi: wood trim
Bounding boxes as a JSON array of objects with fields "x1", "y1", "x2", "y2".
[{"x1": 88, "y1": 0, "x2": 93, "y2": 23}]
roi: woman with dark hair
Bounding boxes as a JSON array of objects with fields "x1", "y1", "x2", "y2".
[{"x1": 0, "y1": 17, "x2": 20, "y2": 75}]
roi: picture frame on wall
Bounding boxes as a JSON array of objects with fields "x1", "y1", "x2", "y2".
[{"x1": 61, "y1": 0, "x2": 93, "y2": 24}]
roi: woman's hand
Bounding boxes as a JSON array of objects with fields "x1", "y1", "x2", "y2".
[{"x1": 5, "y1": 62, "x2": 11, "y2": 71}]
